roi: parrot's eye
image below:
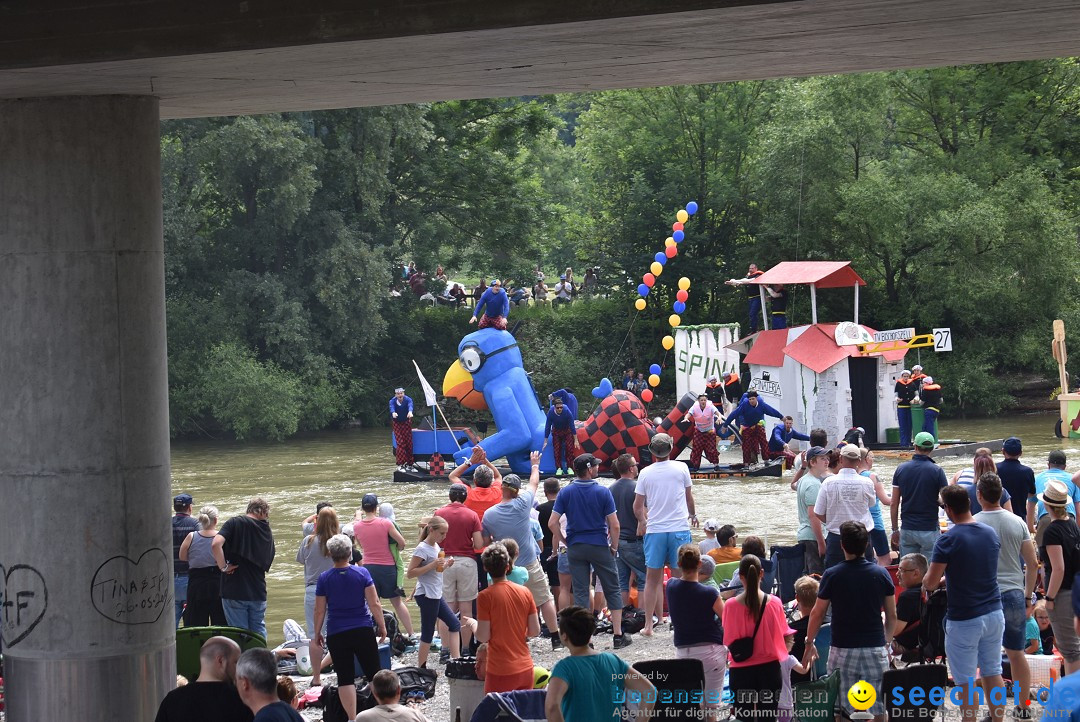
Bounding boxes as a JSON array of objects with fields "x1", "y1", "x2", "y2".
[{"x1": 460, "y1": 347, "x2": 482, "y2": 373}]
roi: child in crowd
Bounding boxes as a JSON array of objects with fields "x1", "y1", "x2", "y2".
[
  {"x1": 699, "y1": 519, "x2": 721, "y2": 554},
  {"x1": 778, "y1": 630, "x2": 811, "y2": 722},
  {"x1": 488, "y1": 538, "x2": 529, "y2": 585},
  {"x1": 545, "y1": 606, "x2": 656, "y2": 722},
  {"x1": 381, "y1": 502, "x2": 407, "y2": 599},
  {"x1": 406, "y1": 516, "x2": 461, "y2": 668},
  {"x1": 1034, "y1": 600, "x2": 1055, "y2": 655},
  {"x1": 698, "y1": 555, "x2": 721, "y2": 590},
  {"x1": 788, "y1": 576, "x2": 818, "y2": 686}
]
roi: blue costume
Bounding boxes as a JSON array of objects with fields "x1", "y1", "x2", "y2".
[
  {"x1": 473, "y1": 287, "x2": 509, "y2": 328},
  {"x1": 451, "y1": 328, "x2": 556, "y2": 474},
  {"x1": 549, "y1": 388, "x2": 579, "y2": 419},
  {"x1": 545, "y1": 406, "x2": 576, "y2": 474},
  {"x1": 725, "y1": 396, "x2": 783, "y2": 428},
  {"x1": 768, "y1": 424, "x2": 810, "y2": 452}
]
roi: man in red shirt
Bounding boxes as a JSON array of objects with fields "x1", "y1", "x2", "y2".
[{"x1": 436, "y1": 483, "x2": 485, "y2": 650}]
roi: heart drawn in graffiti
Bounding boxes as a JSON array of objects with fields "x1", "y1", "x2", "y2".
[
  {"x1": 90, "y1": 548, "x2": 171, "y2": 625},
  {"x1": 0, "y1": 563, "x2": 49, "y2": 647}
]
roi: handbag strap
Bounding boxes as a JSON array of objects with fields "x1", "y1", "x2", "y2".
[{"x1": 749, "y1": 593, "x2": 768, "y2": 642}]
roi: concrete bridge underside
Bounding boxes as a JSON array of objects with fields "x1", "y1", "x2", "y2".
[{"x1": 1, "y1": 1, "x2": 1079, "y2": 720}]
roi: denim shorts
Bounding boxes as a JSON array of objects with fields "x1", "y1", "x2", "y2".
[
  {"x1": 1000, "y1": 589, "x2": 1028, "y2": 652},
  {"x1": 945, "y1": 609, "x2": 1005, "y2": 682},
  {"x1": 644, "y1": 530, "x2": 693, "y2": 569}
]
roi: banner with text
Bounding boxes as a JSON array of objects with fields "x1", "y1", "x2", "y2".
[{"x1": 675, "y1": 324, "x2": 742, "y2": 399}]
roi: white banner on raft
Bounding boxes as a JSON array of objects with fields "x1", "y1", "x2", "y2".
[{"x1": 674, "y1": 324, "x2": 742, "y2": 399}]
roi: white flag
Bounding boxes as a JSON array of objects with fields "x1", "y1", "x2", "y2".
[{"x1": 413, "y1": 360, "x2": 438, "y2": 407}]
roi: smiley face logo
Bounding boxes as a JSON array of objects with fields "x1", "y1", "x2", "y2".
[{"x1": 847, "y1": 680, "x2": 877, "y2": 711}]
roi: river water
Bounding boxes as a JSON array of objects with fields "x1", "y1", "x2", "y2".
[{"x1": 170, "y1": 412, "x2": 1072, "y2": 646}]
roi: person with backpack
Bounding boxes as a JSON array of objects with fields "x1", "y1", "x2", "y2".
[
  {"x1": 722, "y1": 554, "x2": 788, "y2": 722},
  {"x1": 921, "y1": 485, "x2": 1005, "y2": 722},
  {"x1": 802, "y1": 521, "x2": 895, "y2": 722}
]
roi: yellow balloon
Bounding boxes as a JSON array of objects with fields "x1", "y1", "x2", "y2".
[
  {"x1": 635, "y1": 298, "x2": 647, "y2": 311},
  {"x1": 662, "y1": 335, "x2": 675, "y2": 350},
  {"x1": 650, "y1": 261, "x2": 663, "y2": 276},
  {"x1": 665, "y1": 237, "x2": 676, "y2": 247},
  {"x1": 648, "y1": 374, "x2": 660, "y2": 387},
  {"x1": 676, "y1": 209, "x2": 689, "y2": 223},
  {"x1": 670, "y1": 314, "x2": 681, "y2": 327},
  {"x1": 678, "y1": 277, "x2": 691, "y2": 291}
]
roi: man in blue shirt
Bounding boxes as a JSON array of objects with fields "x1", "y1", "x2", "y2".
[
  {"x1": 723, "y1": 390, "x2": 783, "y2": 465},
  {"x1": 922, "y1": 485, "x2": 1005, "y2": 722},
  {"x1": 767, "y1": 415, "x2": 810, "y2": 468},
  {"x1": 1030, "y1": 450, "x2": 1080, "y2": 545},
  {"x1": 469, "y1": 278, "x2": 509, "y2": 330},
  {"x1": 998, "y1": 436, "x2": 1037, "y2": 520},
  {"x1": 389, "y1": 387, "x2": 415, "y2": 470},
  {"x1": 549, "y1": 453, "x2": 631, "y2": 649},
  {"x1": 172, "y1": 493, "x2": 200, "y2": 626},
  {"x1": 548, "y1": 387, "x2": 579, "y2": 419},
  {"x1": 890, "y1": 431, "x2": 947, "y2": 558},
  {"x1": 543, "y1": 396, "x2": 576, "y2": 476},
  {"x1": 482, "y1": 450, "x2": 562, "y2": 649}
]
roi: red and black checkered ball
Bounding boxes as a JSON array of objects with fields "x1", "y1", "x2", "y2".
[{"x1": 576, "y1": 390, "x2": 655, "y2": 468}]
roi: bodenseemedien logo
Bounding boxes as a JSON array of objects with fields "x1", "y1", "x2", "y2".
[{"x1": 848, "y1": 680, "x2": 877, "y2": 711}]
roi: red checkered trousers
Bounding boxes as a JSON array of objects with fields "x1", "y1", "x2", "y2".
[
  {"x1": 393, "y1": 419, "x2": 413, "y2": 465},
  {"x1": 690, "y1": 427, "x2": 720, "y2": 468},
  {"x1": 552, "y1": 428, "x2": 575, "y2": 471},
  {"x1": 477, "y1": 314, "x2": 507, "y2": 330},
  {"x1": 740, "y1": 424, "x2": 768, "y2": 465}
]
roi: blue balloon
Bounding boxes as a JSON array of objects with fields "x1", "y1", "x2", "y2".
[
  {"x1": 686, "y1": 201, "x2": 699, "y2": 215},
  {"x1": 673, "y1": 301, "x2": 686, "y2": 314},
  {"x1": 649, "y1": 363, "x2": 661, "y2": 375},
  {"x1": 637, "y1": 284, "x2": 650, "y2": 297},
  {"x1": 673, "y1": 230, "x2": 685, "y2": 242},
  {"x1": 655, "y1": 253, "x2": 667, "y2": 266}
]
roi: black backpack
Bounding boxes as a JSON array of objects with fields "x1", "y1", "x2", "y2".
[
  {"x1": 382, "y1": 610, "x2": 409, "y2": 656},
  {"x1": 621, "y1": 607, "x2": 647, "y2": 635},
  {"x1": 320, "y1": 683, "x2": 377, "y2": 722},
  {"x1": 918, "y1": 587, "x2": 948, "y2": 662}
]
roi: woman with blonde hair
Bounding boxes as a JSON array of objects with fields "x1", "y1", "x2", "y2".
[
  {"x1": 297, "y1": 508, "x2": 339, "y2": 635},
  {"x1": 407, "y1": 515, "x2": 462, "y2": 668},
  {"x1": 179, "y1": 505, "x2": 226, "y2": 627}
]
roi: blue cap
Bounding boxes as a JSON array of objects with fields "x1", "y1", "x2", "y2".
[
  {"x1": 362, "y1": 493, "x2": 379, "y2": 510},
  {"x1": 174, "y1": 493, "x2": 193, "y2": 506},
  {"x1": 1003, "y1": 437, "x2": 1022, "y2": 455}
]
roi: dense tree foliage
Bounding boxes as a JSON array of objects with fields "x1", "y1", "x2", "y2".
[{"x1": 164, "y1": 60, "x2": 1080, "y2": 439}]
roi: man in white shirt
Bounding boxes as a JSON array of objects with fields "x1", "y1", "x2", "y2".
[
  {"x1": 813, "y1": 444, "x2": 876, "y2": 569},
  {"x1": 633, "y1": 433, "x2": 699, "y2": 636}
]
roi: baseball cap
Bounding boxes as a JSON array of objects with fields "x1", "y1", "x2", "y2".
[
  {"x1": 806, "y1": 446, "x2": 829, "y2": 460},
  {"x1": 502, "y1": 474, "x2": 522, "y2": 491},
  {"x1": 839, "y1": 444, "x2": 861, "y2": 460},
  {"x1": 703, "y1": 518, "x2": 720, "y2": 532},
  {"x1": 573, "y1": 453, "x2": 601, "y2": 475},
  {"x1": 913, "y1": 432, "x2": 936, "y2": 449},
  {"x1": 361, "y1": 493, "x2": 379, "y2": 510},
  {"x1": 698, "y1": 556, "x2": 716, "y2": 576},
  {"x1": 174, "y1": 493, "x2": 193, "y2": 506},
  {"x1": 1003, "y1": 436, "x2": 1022, "y2": 455},
  {"x1": 649, "y1": 432, "x2": 673, "y2": 457}
]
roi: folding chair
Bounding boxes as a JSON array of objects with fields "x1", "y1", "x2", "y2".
[
  {"x1": 812, "y1": 623, "x2": 831, "y2": 678},
  {"x1": 713, "y1": 560, "x2": 741, "y2": 586},
  {"x1": 770, "y1": 544, "x2": 805, "y2": 604}
]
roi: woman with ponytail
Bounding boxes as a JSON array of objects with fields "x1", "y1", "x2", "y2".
[
  {"x1": 179, "y1": 505, "x2": 227, "y2": 627},
  {"x1": 722, "y1": 554, "x2": 789, "y2": 722}
]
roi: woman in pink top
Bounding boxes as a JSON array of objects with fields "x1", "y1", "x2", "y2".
[
  {"x1": 354, "y1": 493, "x2": 415, "y2": 636},
  {"x1": 722, "y1": 555, "x2": 788, "y2": 722}
]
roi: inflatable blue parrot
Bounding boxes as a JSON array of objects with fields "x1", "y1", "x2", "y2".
[{"x1": 449, "y1": 328, "x2": 557, "y2": 474}]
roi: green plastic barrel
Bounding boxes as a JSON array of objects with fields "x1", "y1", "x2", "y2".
[
  {"x1": 910, "y1": 406, "x2": 939, "y2": 441},
  {"x1": 885, "y1": 427, "x2": 900, "y2": 444}
]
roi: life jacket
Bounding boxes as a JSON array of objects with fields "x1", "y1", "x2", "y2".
[
  {"x1": 724, "y1": 372, "x2": 740, "y2": 387},
  {"x1": 745, "y1": 270, "x2": 764, "y2": 298}
]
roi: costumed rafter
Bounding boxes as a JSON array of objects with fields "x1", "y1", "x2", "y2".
[
  {"x1": 684, "y1": 393, "x2": 721, "y2": 470},
  {"x1": 543, "y1": 395, "x2": 576, "y2": 476},
  {"x1": 766, "y1": 416, "x2": 809, "y2": 468},
  {"x1": 470, "y1": 278, "x2": 509, "y2": 330},
  {"x1": 894, "y1": 369, "x2": 916, "y2": 447},
  {"x1": 723, "y1": 390, "x2": 783, "y2": 465},
  {"x1": 390, "y1": 387, "x2": 416, "y2": 470}
]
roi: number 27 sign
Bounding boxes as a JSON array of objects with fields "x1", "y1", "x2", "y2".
[{"x1": 932, "y1": 328, "x2": 952, "y2": 352}]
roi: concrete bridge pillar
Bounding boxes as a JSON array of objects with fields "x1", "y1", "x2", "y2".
[{"x1": 0, "y1": 96, "x2": 173, "y2": 720}]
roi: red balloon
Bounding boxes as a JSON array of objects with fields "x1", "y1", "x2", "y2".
[
  {"x1": 676, "y1": 289, "x2": 689, "y2": 302},
  {"x1": 641, "y1": 388, "x2": 654, "y2": 403},
  {"x1": 643, "y1": 273, "x2": 656, "y2": 288},
  {"x1": 665, "y1": 245, "x2": 678, "y2": 258},
  {"x1": 673, "y1": 222, "x2": 684, "y2": 232}
]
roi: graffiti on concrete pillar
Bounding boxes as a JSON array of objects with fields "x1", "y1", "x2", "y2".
[
  {"x1": 90, "y1": 548, "x2": 171, "y2": 625},
  {"x1": 0, "y1": 563, "x2": 49, "y2": 646}
]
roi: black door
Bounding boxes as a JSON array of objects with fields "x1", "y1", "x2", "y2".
[{"x1": 848, "y1": 357, "x2": 879, "y2": 443}]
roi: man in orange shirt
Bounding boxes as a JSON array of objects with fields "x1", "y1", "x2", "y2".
[
  {"x1": 448, "y1": 446, "x2": 503, "y2": 521},
  {"x1": 708, "y1": 525, "x2": 742, "y2": 564}
]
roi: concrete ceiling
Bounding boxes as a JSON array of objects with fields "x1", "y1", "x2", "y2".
[{"x1": 0, "y1": 0, "x2": 1078, "y2": 119}]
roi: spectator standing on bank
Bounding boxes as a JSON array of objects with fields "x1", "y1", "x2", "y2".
[
  {"x1": 172, "y1": 492, "x2": 200, "y2": 626},
  {"x1": 609, "y1": 454, "x2": 647, "y2": 609},
  {"x1": 922, "y1": 486, "x2": 1006, "y2": 722},
  {"x1": 634, "y1": 433, "x2": 699, "y2": 636},
  {"x1": 813, "y1": 445, "x2": 876, "y2": 569},
  {"x1": 179, "y1": 505, "x2": 227, "y2": 628},
  {"x1": 998, "y1": 436, "x2": 1037, "y2": 520},
  {"x1": 476, "y1": 543, "x2": 541, "y2": 693},
  {"x1": 667, "y1": 544, "x2": 727, "y2": 718},
  {"x1": 296, "y1": 506, "x2": 339, "y2": 642},
  {"x1": 1031, "y1": 450, "x2": 1080, "y2": 545},
  {"x1": 434, "y1": 483, "x2": 483, "y2": 650},
  {"x1": 213, "y1": 498, "x2": 276, "y2": 639},
  {"x1": 1039, "y1": 480, "x2": 1080, "y2": 675},
  {"x1": 355, "y1": 493, "x2": 416, "y2": 638},
  {"x1": 890, "y1": 432, "x2": 947, "y2": 558},
  {"x1": 795, "y1": 447, "x2": 829, "y2": 575}
]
